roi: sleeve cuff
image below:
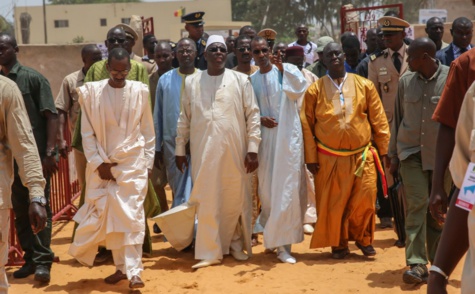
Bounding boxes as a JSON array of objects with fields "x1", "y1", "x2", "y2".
[
  {"x1": 29, "y1": 186, "x2": 45, "y2": 199},
  {"x1": 175, "y1": 144, "x2": 186, "y2": 156},
  {"x1": 247, "y1": 140, "x2": 259, "y2": 154},
  {"x1": 89, "y1": 155, "x2": 104, "y2": 172}
]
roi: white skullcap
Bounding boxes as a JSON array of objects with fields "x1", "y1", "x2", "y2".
[{"x1": 205, "y1": 35, "x2": 227, "y2": 51}]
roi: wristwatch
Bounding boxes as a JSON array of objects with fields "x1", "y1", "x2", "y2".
[
  {"x1": 46, "y1": 148, "x2": 57, "y2": 157},
  {"x1": 30, "y1": 196, "x2": 47, "y2": 207}
]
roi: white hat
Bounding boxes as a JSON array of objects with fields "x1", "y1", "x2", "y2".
[{"x1": 205, "y1": 35, "x2": 227, "y2": 51}]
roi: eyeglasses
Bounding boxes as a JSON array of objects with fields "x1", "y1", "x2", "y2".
[
  {"x1": 107, "y1": 38, "x2": 126, "y2": 44},
  {"x1": 109, "y1": 69, "x2": 130, "y2": 75},
  {"x1": 237, "y1": 46, "x2": 251, "y2": 52},
  {"x1": 253, "y1": 48, "x2": 269, "y2": 55},
  {"x1": 177, "y1": 49, "x2": 196, "y2": 55},
  {"x1": 207, "y1": 46, "x2": 227, "y2": 53}
]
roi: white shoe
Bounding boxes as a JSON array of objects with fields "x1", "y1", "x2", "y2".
[
  {"x1": 231, "y1": 250, "x2": 249, "y2": 261},
  {"x1": 277, "y1": 250, "x2": 296, "y2": 264},
  {"x1": 191, "y1": 259, "x2": 221, "y2": 269},
  {"x1": 303, "y1": 224, "x2": 315, "y2": 235}
]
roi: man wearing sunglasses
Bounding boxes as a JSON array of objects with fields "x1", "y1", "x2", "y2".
[
  {"x1": 250, "y1": 36, "x2": 307, "y2": 264},
  {"x1": 69, "y1": 48, "x2": 154, "y2": 289},
  {"x1": 175, "y1": 35, "x2": 261, "y2": 269}
]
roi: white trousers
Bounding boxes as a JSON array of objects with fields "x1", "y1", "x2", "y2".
[
  {"x1": 111, "y1": 244, "x2": 143, "y2": 280},
  {"x1": 0, "y1": 209, "x2": 10, "y2": 294}
]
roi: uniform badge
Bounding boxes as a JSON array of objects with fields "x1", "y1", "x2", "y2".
[
  {"x1": 201, "y1": 39, "x2": 206, "y2": 46},
  {"x1": 383, "y1": 83, "x2": 389, "y2": 93}
]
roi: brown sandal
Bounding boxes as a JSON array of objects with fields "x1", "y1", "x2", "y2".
[
  {"x1": 129, "y1": 275, "x2": 145, "y2": 289},
  {"x1": 104, "y1": 270, "x2": 127, "y2": 284}
]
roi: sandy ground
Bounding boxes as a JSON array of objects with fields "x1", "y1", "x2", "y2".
[{"x1": 6, "y1": 193, "x2": 464, "y2": 294}]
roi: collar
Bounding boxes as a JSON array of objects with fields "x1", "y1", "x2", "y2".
[
  {"x1": 452, "y1": 43, "x2": 472, "y2": 53},
  {"x1": 178, "y1": 67, "x2": 197, "y2": 77},
  {"x1": 388, "y1": 43, "x2": 406, "y2": 59},
  {"x1": 417, "y1": 60, "x2": 442, "y2": 82},
  {"x1": 1, "y1": 61, "x2": 21, "y2": 76}
]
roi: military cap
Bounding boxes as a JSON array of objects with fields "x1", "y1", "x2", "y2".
[
  {"x1": 114, "y1": 23, "x2": 138, "y2": 41},
  {"x1": 257, "y1": 28, "x2": 277, "y2": 41},
  {"x1": 182, "y1": 11, "x2": 205, "y2": 26},
  {"x1": 316, "y1": 36, "x2": 334, "y2": 53},
  {"x1": 378, "y1": 16, "x2": 410, "y2": 32}
]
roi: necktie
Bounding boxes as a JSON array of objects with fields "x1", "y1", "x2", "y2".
[
  {"x1": 461, "y1": 47, "x2": 468, "y2": 54},
  {"x1": 393, "y1": 52, "x2": 401, "y2": 73}
]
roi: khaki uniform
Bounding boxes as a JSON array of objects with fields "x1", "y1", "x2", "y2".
[{"x1": 368, "y1": 44, "x2": 409, "y2": 123}]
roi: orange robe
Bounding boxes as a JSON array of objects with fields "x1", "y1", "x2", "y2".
[{"x1": 300, "y1": 73, "x2": 390, "y2": 249}]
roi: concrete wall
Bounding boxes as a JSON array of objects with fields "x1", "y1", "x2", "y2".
[
  {"x1": 435, "y1": 0, "x2": 475, "y2": 22},
  {"x1": 14, "y1": 0, "x2": 240, "y2": 45},
  {"x1": 16, "y1": 44, "x2": 85, "y2": 98}
]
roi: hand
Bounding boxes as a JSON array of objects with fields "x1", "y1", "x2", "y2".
[
  {"x1": 389, "y1": 161, "x2": 399, "y2": 178},
  {"x1": 42, "y1": 155, "x2": 58, "y2": 178},
  {"x1": 176, "y1": 156, "x2": 188, "y2": 173},
  {"x1": 271, "y1": 53, "x2": 283, "y2": 72},
  {"x1": 244, "y1": 152, "x2": 258, "y2": 173},
  {"x1": 261, "y1": 116, "x2": 278, "y2": 128},
  {"x1": 154, "y1": 151, "x2": 163, "y2": 169},
  {"x1": 29, "y1": 202, "x2": 47, "y2": 234},
  {"x1": 306, "y1": 163, "x2": 319, "y2": 174},
  {"x1": 427, "y1": 272, "x2": 448, "y2": 294},
  {"x1": 97, "y1": 162, "x2": 117, "y2": 181},
  {"x1": 429, "y1": 186, "x2": 448, "y2": 224},
  {"x1": 58, "y1": 139, "x2": 69, "y2": 158}
]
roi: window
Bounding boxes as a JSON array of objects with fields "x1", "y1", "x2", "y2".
[
  {"x1": 121, "y1": 18, "x2": 130, "y2": 25},
  {"x1": 100, "y1": 18, "x2": 107, "y2": 27},
  {"x1": 54, "y1": 20, "x2": 69, "y2": 28}
]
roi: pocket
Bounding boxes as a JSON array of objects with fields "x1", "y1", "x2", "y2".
[{"x1": 404, "y1": 93, "x2": 421, "y2": 103}]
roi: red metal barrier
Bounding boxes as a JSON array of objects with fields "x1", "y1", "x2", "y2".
[{"x1": 7, "y1": 119, "x2": 80, "y2": 265}]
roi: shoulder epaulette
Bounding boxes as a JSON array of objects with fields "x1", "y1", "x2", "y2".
[{"x1": 369, "y1": 50, "x2": 384, "y2": 62}]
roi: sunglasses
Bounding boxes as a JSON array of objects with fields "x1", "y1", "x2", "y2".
[
  {"x1": 237, "y1": 46, "x2": 251, "y2": 52},
  {"x1": 207, "y1": 47, "x2": 227, "y2": 53},
  {"x1": 253, "y1": 48, "x2": 269, "y2": 55},
  {"x1": 107, "y1": 38, "x2": 126, "y2": 44}
]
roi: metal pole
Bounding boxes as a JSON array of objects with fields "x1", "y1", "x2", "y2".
[{"x1": 42, "y1": 0, "x2": 47, "y2": 44}]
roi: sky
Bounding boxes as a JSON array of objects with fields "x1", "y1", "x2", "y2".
[{"x1": 2, "y1": 0, "x2": 176, "y2": 22}]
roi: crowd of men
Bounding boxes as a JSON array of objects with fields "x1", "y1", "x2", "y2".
[{"x1": 0, "y1": 7, "x2": 475, "y2": 293}]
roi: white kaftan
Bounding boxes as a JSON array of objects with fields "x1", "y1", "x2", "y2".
[
  {"x1": 69, "y1": 80, "x2": 155, "y2": 266},
  {"x1": 176, "y1": 69, "x2": 261, "y2": 260},
  {"x1": 250, "y1": 63, "x2": 307, "y2": 248}
]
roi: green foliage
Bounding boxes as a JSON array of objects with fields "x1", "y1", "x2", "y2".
[
  {"x1": 49, "y1": 0, "x2": 140, "y2": 4},
  {"x1": 0, "y1": 16, "x2": 14, "y2": 35},
  {"x1": 72, "y1": 35, "x2": 84, "y2": 43}
]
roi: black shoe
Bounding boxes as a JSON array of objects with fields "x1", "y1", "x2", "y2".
[
  {"x1": 94, "y1": 248, "x2": 112, "y2": 265},
  {"x1": 153, "y1": 223, "x2": 162, "y2": 234},
  {"x1": 355, "y1": 242, "x2": 377, "y2": 256},
  {"x1": 13, "y1": 263, "x2": 36, "y2": 279},
  {"x1": 403, "y1": 264, "x2": 428, "y2": 284},
  {"x1": 331, "y1": 247, "x2": 350, "y2": 259},
  {"x1": 34, "y1": 265, "x2": 51, "y2": 283}
]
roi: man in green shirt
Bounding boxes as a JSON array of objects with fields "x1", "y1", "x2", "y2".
[
  {"x1": 0, "y1": 32, "x2": 58, "y2": 284},
  {"x1": 388, "y1": 37, "x2": 451, "y2": 284}
]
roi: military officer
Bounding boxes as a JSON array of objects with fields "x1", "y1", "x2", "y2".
[
  {"x1": 182, "y1": 11, "x2": 207, "y2": 70},
  {"x1": 257, "y1": 28, "x2": 277, "y2": 51},
  {"x1": 368, "y1": 15, "x2": 410, "y2": 231},
  {"x1": 368, "y1": 16, "x2": 410, "y2": 124}
]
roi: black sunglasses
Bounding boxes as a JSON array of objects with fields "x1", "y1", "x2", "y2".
[
  {"x1": 208, "y1": 47, "x2": 227, "y2": 53},
  {"x1": 237, "y1": 46, "x2": 251, "y2": 52},
  {"x1": 253, "y1": 48, "x2": 269, "y2": 55},
  {"x1": 107, "y1": 38, "x2": 126, "y2": 44}
]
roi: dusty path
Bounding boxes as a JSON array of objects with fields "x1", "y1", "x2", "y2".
[{"x1": 6, "y1": 199, "x2": 463, "y2": 294}]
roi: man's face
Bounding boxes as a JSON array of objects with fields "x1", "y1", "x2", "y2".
[
  {"x1": 273, "y1": 43, "x2": 287, "y2": 57},
  {"x1": 426, "y1": 20, "x2": 444, "y2": 43},
  {"x1": 84, "y1": 50, "x2": 103, "y2": 72},
  {"x1": 226, "y1": 36, "x2": 236, "y2": 53},
  {"x1": 235, "y1": 39, "x2": 252, "y2": 64},
  {"x1": 154, "y1": 46, "x2": 174, "y2": 74},
  {"x1": 106, "y1": 57, "x2": 130, "y2": 87},
  {"x1": 322, "y1": 44, "x2": 345, "y2": 72},
  {"x1": 406, "y1": 46, "x2": 425, "y2": 73},
  {"x1": 144, "y1": 36, "x2": 158, "y2": 57},
  {"x1": 186, "y1": 24, "x2": 204, "y2": 41},
  {"x1": 176, "y1": 41, "x2": 196, "y2": 68},
  {"x1": 343, "y1": 47, "x2": 359, "y2": 68},
  {"x1": 451, "y1": 23, "x2": 473, "y2": 49},
  {"x1": 365, "y1": 30, "x2": 378, "y2": 53},
  {"x1": 242, "y1": 28, "x2": 256, "y2": 40},
  {"x1": 286, "y1": 55, "x2": 305, "y2": 70},
  {"x1": 382, "y1": 31, "x2": 405, "y2": 51},
  {"x1": 204, "y1": 42, "x2": 227, "y2": 69},
  {"x1": 296, "y1": 26, "x2": 309, "y2": 42},
  {"x1": 105, "y1": 29, "x2": 127, "y2": 52},
  {"x1": 252, "y1": 40, "x2": 271, "y2": 69},
  {"x1": 0, "y1": 36, "x2": 17, "y2": 67}
]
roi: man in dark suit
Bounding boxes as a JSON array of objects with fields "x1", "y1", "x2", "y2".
[{"x1": 436, "y1": 17, "x2": 473, "y2": 66}]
